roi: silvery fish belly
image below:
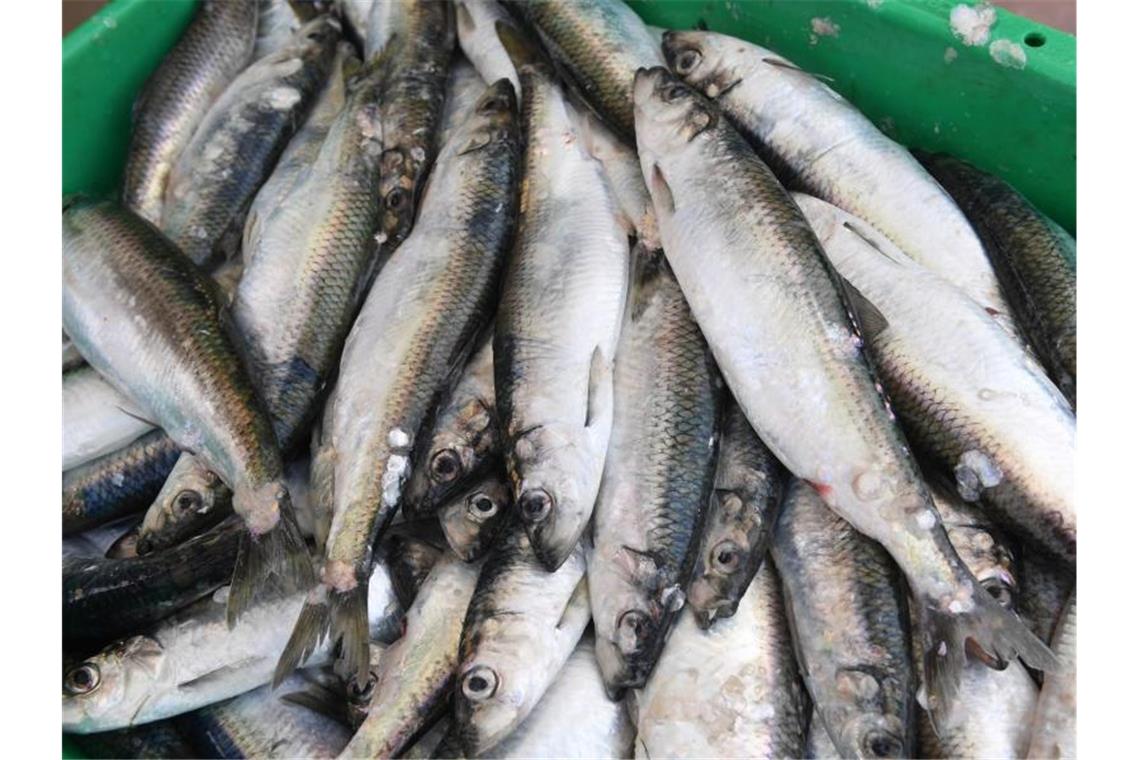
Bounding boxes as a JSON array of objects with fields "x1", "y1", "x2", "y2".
[
  {"x1": 1026, "y1": 591, "x2": 1076, "y2": 759},
  {"x1": 456, "y1": 0, "x2": 521, "y2": 99},
  {"x1": 275, "y1": 80, "x2": 521, "y2": 690},
  {"x1": 63, "y1": 365, "x2": 155, "y2": 471},
  {"x1": 587, "y1": 249, "x2": 721, "y2": 698},
  {"x1": 661, "y1": 30, "x2": 1017, "y2": 337},
  {"x1": 161, "y1": 17, "x2": 340, "y2": 267},
  {"x1": 632, "y1": 564, "x2": 808, "y2": 759},
  {"x1": 437, "y1": 59, "x2": 492, "y2": 152},
  {"x1": 494, "y1": 28, "x2": 630, "y2": 572},
  {"x1": 233, "y1": 42, "x2": 385, "y2": 452},
  {"x1": 632, "y1": 67, "x2": 1054, "y2": 726},
  {"x1": 122, "y1": 0, "x2": 258, "y2": 224},
  {"x1": 796, "y1": 193, "x2": 1076, "y2": 567}
]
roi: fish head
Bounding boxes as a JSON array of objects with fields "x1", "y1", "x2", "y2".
[
  {"x1": 136, "y1": 455, "x2": 231, "y2": 555},
  {"x1": 62, "y1": 635, "x2": 165, "y2": 732},
  {"x1": 454, "y1": 640, "x2": 540, "y2": 756},
  {"x1": 687, "y1": 489, "x2": 768, "y2": 628},
  {"x1": 461, "y1": 78, "x2": 519, "y2": 147},
  {"x1": 439, "y1": 475, "x2": 512, "y2": 561},
  {"x1": 405, "y1": 399, "x2": 497, "y2": 516},
  {"x1": 661, "y1": 30, "x2": 749, "y2": 98},
  {"x1": 383, "y1": 532, "x2": 445, "y2": 609},
  {"x1": 632, "y1": 66, "x2": 719, "y2": 168},
  {"x1": 823, "y1": 665, "x2": 911, "y2": 759},
  {"x1": 833, "y1": 706, "x2": 909, "y2": 759},
  {"x1": 929, "y1": 485, "x2": 1018, "y2": 610}
]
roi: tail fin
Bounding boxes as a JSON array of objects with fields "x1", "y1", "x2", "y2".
[
  {"x1": 273, "y1": 589, "x2": 331, "y2": 688},
  {"x1": 328, "y1": 584, "x2": 373, "y2": 690},
  {"x1": 226, "y1": 505, "x2": 315, "y2": 627},
  {"x1": 918, "y1": 581, "x2": 1058, "y2": 730}
]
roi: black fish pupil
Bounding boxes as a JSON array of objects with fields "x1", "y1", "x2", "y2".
[{"x1": 469, "y1": 676, "x2": 487, "y2": 692}]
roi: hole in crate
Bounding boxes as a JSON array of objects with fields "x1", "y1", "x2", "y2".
[{"x1": 1024, "y1": 31, "x2": 1046, "y2": 48}]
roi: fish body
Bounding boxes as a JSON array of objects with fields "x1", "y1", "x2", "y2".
[
  {"x1": 63, "y1": 199, "x2": 312, "y2": 624},
  {"x1": 437, "y1": 58, "x2": 492, "y2": 152},
  {"x1": 454, "y1": 527, "x2": 590, "y2": 755},
  {"x1": 796, "y1": 193, "x2": 1076, "y2": 566},
  {"x1": 1020, "y1": 549, "x2": 1074, "y2": 647},
  {"x1": 631, "y1": 67, "x2": 1055, "y2": 724},
  {"x1": 136, "y1": 452, "x2": 233, "y2": 555},
  {"x1": 770, "y1": 479, "x2": 916, "y2": 759},
  {"x1": 632, "y1": 564, "x2": 808, "y2": 758},
  {"x1": 456, "y1": 0, "x2": 521, "y2": 97},
  {"x1": 64, "y1": 365, "x2": 154, "y2": 471},
  {"x1": 276, "y1": 80, "x2": 520, "y2": 688},
  {"x1": 918, "y1": 152, "x2": 1077, "y2": 405},
  {"x1": 122, "y1": 0, "x2": 258, "y2": 224},
  {"x1": 687, "y1": 401, "x2": 786, "y2": 628},
  {"x1": 161, "y1": 17, "x2": 340, "y2": 267},
  {"x1": 1027, "y1": 591, "x2": 1076, "y2": 758},
  {"x1": 254, "y1": 0, "x2": 309, "y2": 60}
]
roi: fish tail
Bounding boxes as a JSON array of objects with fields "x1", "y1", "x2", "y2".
[
  {"x1": 273, "y1": 589, "x2": 332, "y2": 688},
  {"x1": 918, "y1": 580, "x2": 1058, "y2": 731},
  {"x1": 226, "y1": 506, "x2": 315, "y2": 627},
  {"x1": 328, "y1": 583, "x2": 373, "y2": 691}
]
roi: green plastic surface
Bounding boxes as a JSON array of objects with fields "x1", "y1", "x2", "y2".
[{"x1": 61, "y1": 1, "x2": 1075, "y2": 756}]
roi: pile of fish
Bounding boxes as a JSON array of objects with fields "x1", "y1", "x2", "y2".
[{"x1": 62, "y1": 1, "x2": 1076, "y2": 758}]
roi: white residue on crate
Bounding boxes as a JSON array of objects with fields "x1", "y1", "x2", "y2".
[
  {"x1": 944, "y1": 46, "x2": 959, "y2": 64},
  {"x1": 866, "y1": 0, "x2": 884, "y2": 9},
  {"x1": 811, "y1": 17, "x2": 841, "y2": 38},
  {"x1": 989, "y1": 38, "x2": 1028, "y2": 69},
  {"x1": 949, "y1": 3, "x2": 996, "y2": 47}
]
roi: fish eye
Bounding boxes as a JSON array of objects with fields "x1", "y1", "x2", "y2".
[
  {"x1": 518, "y1": 489, "x2": 553, "y2": 523},
  {"x1": 386, "y1": 189, "x2": 407, "y2": 210},
  {"x1": 466, "y1": 492, "x2": 499, "y2": 520},
  {"x1": 711, "y1": 540, "x2": 741, "y2": 574},
  {"x1": 617, "y1": 610, "x2": 650, "y2": 655},
  {"x1": 461, "y1": 665, "x2": 499, "y2": 701},
  {"x1": 862, "y1": 729, "x2": 904, "y2": 758},
  {"x1": 981, "y1": 577, "x2": 1015, "y2": 609},
  {"x1": 478, "y1": 95, "x2": 509, "y2": 115},
  {"x1": 64, "y1": 662, "x2": 101, "y2": 695},
  {"x1": 674, "y1": 49, "x2": 702, "y2": 74},
  {"x1": 429, "y1": 449, "x2": 463, "y2": 483},
  {"x1": 664, "y1": 83, "x2": 691, "y2": 102},
  {"x1": 175, "y1": 490, "x2": 203, "y2": 512}
]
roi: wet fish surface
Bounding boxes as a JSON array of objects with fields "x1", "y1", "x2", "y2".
[
  {"x1": 63, "y1": 365, "x2": 155, "y2": 472},
  {"x1": 437, "y1": 471, "x2": 512, "y2": 561},
  {"x1": 136, "y1": 452, "x2": 233, "y2": 555},
  {"x1": 1027, "y1": 591, "x2": 1076, "y2": 759}
]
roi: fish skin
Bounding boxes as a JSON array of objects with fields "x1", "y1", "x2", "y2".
[
  {"x1": 507, "y1": 0, "x2": 664, "y2": 142},
  {"x1": 136, "y1": 452, "x2": 233, "y2": 555},
  {"x1": 917, "y1": 152, "x2": 1076, "y2": 406},
  {"x1": 63, "y1": 365, "x2": 155, "y2": 471},
  {"x1": 254, "y1": 0, "x2": 308, "y2": 61},
  {"x1": 62, "y1": 560, "x2": 398, "y2": 734},
  {"x1": 336, "y1": 0, "x2": 373, "y2": 51},
  {"x1": 688, "y1": 401, "x2": 786, "y2": 628},
  {"x1": 71, "y1": 720, "x2": 195, "y2": 760},
  {"x1": 454, "y1": 526, "x2": 590, "y2": 755},
  {"x1": 494, "y1": 24, "x2": 630, "y2": 572},
  {"x1": 796, "y1": 193, "x2": 1076, "y2": 567},
  {"x1": 161, "y1": 17, "x2": 340, "y2": 267},
  {"x1": 770, "y1": 479, "x2": 916, "y2": 760},
  {"x1": 372, "y1": 1, "x2": 455, "y2": 254},
  {"x1": 661, "y1": 31, "x2": 1018, "y2": 338},
  {"x1": 1019, "y1": 549, "x2": 1074, "y2": 649},
  {"x1": 929, "y1": 481, "x2": 1019, "y2": 610},
  {"x1": 382, "y1": 527, "x2": 447, "y2": 611},
  {"x1": 437, "y1": 470, "x2": 512, "y2": 562},
  {"x1": 632, "y1": 67, "x2": 1055, "y2": 727},
  {"x1": 1027, "y1": 591, "x2": 1076, "y2": 759},
  {"x1": 632, "y1": 564, "x2": 808, "y2": 759},
  {"x1": 63, "y1": 430, "x2": 182, "y2": 536},
  {"x1": 805, "y1": 710, "x2": 843, "y2": 759},
  {"x1": 455, "y1": 0, "x2": 521, "y2": 98},
  {"x1": 64, "y1": 518, "x2": 243, "y2": 647},
  {"x1": 437, "y1": 58, "x2": 493, "y2": 153},
  {"x1": 122, "y1": 0, "x2": 258, "y2": 224},
  {"x1": 233, "y1": 40, "x2": 387, "y2": 454},
  {"x1": 588, "y1": 248, "x2": 721, "y2": 696},
  {"x1": 404, "y1": 336, "x2": 499, "y2": 519},
  {"x1": 63, "y1": 334, "x2": 85, "y2": 372},
  {"x1": 275, "y1": 80, "x2": 520, "y2": 689},
  {"x1": 339, "y1": 554, "x2": 483, "y2": 759},
  {"x1": 63, "y1": 199, "x2": 313, "y2": 625}
]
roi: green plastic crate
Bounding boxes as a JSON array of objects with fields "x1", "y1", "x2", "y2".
[{"x1": 61, "y1": 0, "x2": 1075, "y2": 755}]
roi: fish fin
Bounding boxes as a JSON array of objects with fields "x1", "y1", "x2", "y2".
[
  {"x1": 226, "y1": 505, "x2": 316, "y2": 627},
  {"x1": 495, "y1": 19, "x2": 546, "y2": 73},
  {"x1": 917, "y1": 583, "x2": 1057, "y2": 732},
  {"x1": 325, "y1": 584, "x2": 373, "y2": 690},
  {"x1": 836, "y1": 275, "x2": 889, "y2": 343},
  {"x1": 274, "y1": 591, "x2": 332, "y2": 688},
  {"x1": 841, "y1": 220, "x2": 908, "y2": 266},
  {"x1": 280, "y1": 684, "x2": 350, "y2": 725},
  {"x1": 178, "y1": 657, "x2": 264, "y2": 691},
  {"x1": 584, "y1": 345, "x2": 612, "y2": 429},
  {"x1": 556, "y1": 577, "x2": 592, "y2": 631},
  {"x1": 114, "y1": 405, "x2": 159, "y2": 428},
  {"x1": 762, "y1": 56, "x2": 837, "y2": 84},
  {"x1": 648, "y1": 163, "x2": 675, "y2": 216}
]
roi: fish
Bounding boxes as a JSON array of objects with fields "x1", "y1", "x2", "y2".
[
  {"x1": 770, "y1": 479, "x2": 916, "y2": 759},
  {"x1": 135, "y1": 452, "x2": 233, "y2": 555},
  {"x1": 177, "y1": 671, "x2": 352, "y2": 759},
  {"x1": 122, "y1": 0, "x2": 258, "y2": 224},
  {"x1": 64, "y1": 518, "x2": 243, "y2": 647},
  {"x1": 918, "y1": 488, "x2": 1039, "y2": 759},
  {"x1": 404, "y1": 335, "x2": 499, "y2": 520},
  {"x1": 437, "y1": 57, "x2": 491, "y2": 152},
  {"x1": 456, "y1": 0, "x2": 521, "y2": 98},
  {"x1": 233, "y1": 38, "x2": 387, "y2": 453},
  {"x1": 688, "y1": 401, "x2": 786, "y2": 628},
  {"x1": 63, "y1": 365, "x2": 155, "y2": 471},
  {"x1": 63, "y1": 430, "x2": 182, "y2": 536},
  {"x1": 507, "y1": 0, "x2": 664, "y2": 142},
  {"x1": 1019, "y1": 549, "x2": 1074, "y2": 650},
  {"x1": 796, "y1": 193, "x2": 1076, "y2": 567},
  {"x1": 453, "y1": 526, "x2": 591, "y2": 755},
  {"x1": 254, "y1": 0, "x2": 310, "y2": 61},
  {"x1": 660, "y1": 31, "x2": 1019, "y2": 337},
  {"x1": 275, "y1": 80, "x2": 521, "y2": 688},
  {"x1": 1027, "y1": 591, "x2": 1076, "y2": 759},
  {"x1": 161, "y1": 17, "x2": 341, "y2": 267},
  {"x1": 493, "y1": 23, "x2": 630, "y2": 571},
  {"x1": 631, "y1": 564, "x2": 809, "y2": 759},
  {"x1": 371, "y1": 1, "x2": 455, "y2": 253},
  {"x1": 587, "y1": 246, "x2": 721, "y2": 696},
  {"x1": 631, "y1": 67, "x2": 1056, "y2": 726},
  {"x1": 339, "y1": 553, "x2": 483, "y2": 758},
  {"x1": 64, "y1": 516, "x2": 144, "y2": 563},
  {"x1": 917, "y1": 152, "x2": 1077, "y2": 405},
  {"x1": 63, "y1": 333, "x2": 86, "y2": 372},
  {"x1": 805, "y1": 711, "x2": 842, "y2": 760},
  {"x1": 336, "y1": 0, "x2": 373, "y2": 51},
  {"x1": 383, "y1": 525, "x2": 447, "y2": 611},
  {"x1": 62, "y1": 560, "x2": 398, "y2": 734},
  {"x1": 63, "y1": 199, "x2": 313, "y2": 626},
  {"x1": 71, "y1": 721, "x2": 194, "y2": 760},
  {"x1": 437, "y1": 470, "x2": 512, "y2": 561}
]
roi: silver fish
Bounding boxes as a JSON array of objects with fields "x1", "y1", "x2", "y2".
[
  {"x1": 455, "y1": 0, "x2": 521, "y2": 98},
  {"x1": 1027, "y1": 591, "x2": 1076, "y2": 759},
  {"x1": 136, "y1": 452, "x2": 233, "y2": 555},
  {"x1": 437, "y1": 471, "x2": 512, "y2": 562},
  {"x1": 437, "y1": 57, "x2": 492, "y2": 152},
  {"x1": 63, "y1": 365, "x2": 154, "y2": 472}
]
